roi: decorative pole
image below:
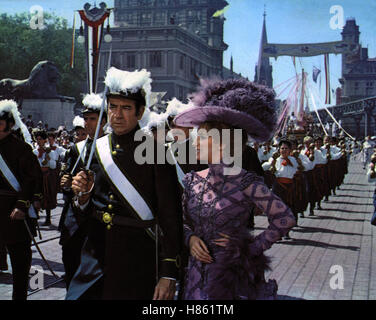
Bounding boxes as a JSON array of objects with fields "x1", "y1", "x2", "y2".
[{"x1": 76, "y1": 2, "x2": 112, "y2": 93}]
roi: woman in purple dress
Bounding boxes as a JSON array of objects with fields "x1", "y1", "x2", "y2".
[{"x1": 174, "y1": 79, "x2": 296, "y2": 300}]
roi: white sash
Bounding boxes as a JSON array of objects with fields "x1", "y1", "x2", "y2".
[
  {"x1": 0, "y1": 152, "x2": 21, "y2": 192},
  {"x1": 167, "y1": 144, "x2": 185, "y2": 188},
  {"x1": 0, "y1": 152, "x2": 38, "y2": 219},
  {"x1": 76, "y1": 138, "x2": 88, "y2": 163},
  {"x1": 96, "y1": 135, "x2": 155, "y2": 225}
]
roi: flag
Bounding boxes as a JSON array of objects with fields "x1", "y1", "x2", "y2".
[
  {"x1": 213, "y1": 5, "x2": 230, "y2": 17},
  {"x1": 78, "y1": 6, "x2": 111, "y2": 93},
  {"x1": 324, "y1": 54, "x2": 331, "y2": 104},
  {"x1": 312, "y1": 66, "x2": 321, "y2": 83}
]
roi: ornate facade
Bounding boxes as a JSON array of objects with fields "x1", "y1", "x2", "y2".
[
  {"x1": 339, "y1": 18, "x2": 376, "y2": 104},
  {"x1": 98, "y1": 0, "x2": 242, "y2": 102}
]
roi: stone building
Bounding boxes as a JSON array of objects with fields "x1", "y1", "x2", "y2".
[
  {"x1": 339, "y1": 18, "x2": 376, "y2": 104},
  {"x1": 98, "y1": 0, "x2": 243, "y2": 103}
]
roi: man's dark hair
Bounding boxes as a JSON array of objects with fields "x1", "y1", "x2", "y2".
[
  {"x1": 47, "y1": 131, "x2": 56, "y2": 138},
  {"x1": 34, "y1": 130, "x2": 47, "y2": 140},
  {"x1": 279, "y1": 139, "x2": 292, "y2": 149},
  {"x1": 107, "y1": 93, "x2": 145, "y2": 116}
]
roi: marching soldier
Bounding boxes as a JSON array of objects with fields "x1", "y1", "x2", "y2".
[
  {"x1": 67, "y1": 68, "x2": 182, "y2": 300},
  {"x1": 72, "y1": 116, "x2": 87, "y2": 143},
  {"x1": 33, "y1": 130, "x2": 59, "y2": 226},
  {"x1": 58, "y1": 93, "x2": 106, "y2": 289},
  {"x1": 0, "y1": 100, "x2": 42, "y2": 300}
]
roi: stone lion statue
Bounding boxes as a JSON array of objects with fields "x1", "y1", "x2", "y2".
[{"x1": 0, "y1": 61, "x2": 61, "y2": 101}]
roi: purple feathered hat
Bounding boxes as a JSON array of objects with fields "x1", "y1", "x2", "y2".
[{"x1": 174, "y1": 78, "x2": 277, "y2": 142}]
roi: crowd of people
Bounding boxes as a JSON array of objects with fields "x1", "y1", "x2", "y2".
[{"x1": 0, "y1": 68, "x2": 373, "y2": 301}]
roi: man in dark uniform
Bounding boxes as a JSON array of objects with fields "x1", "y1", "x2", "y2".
[
  {"x1": 0, "y1": 99, "x2": 42, "y2": 300},
  {"x1": 67, "y1": 68, "x2": 182, "y2": 300},
  {"x1": 58, "y1": 93, "x2": 106, "y2": 289}
]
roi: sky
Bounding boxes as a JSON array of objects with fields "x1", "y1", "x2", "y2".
[{"x1": 0, "y1": 0, "x2": 375, "y2": 109}]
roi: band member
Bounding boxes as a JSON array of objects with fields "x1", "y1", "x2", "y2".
[
  {"x1": 363, "y1": 136, "x2": 375, "y2": 170},
  {"x1": 174, "y1": 79, "x2": 295, "y2": 299},
  {"x1": 0, "y1": 100, "x2": 41, "y2": 300},
  {"x1": 33, "y1": 130, "x2": 59, "y2": 226},
  {"x1": 367, "y1": 153, "x2": 376, "y2": 225},
  {"x1": 59, "y1": 93, "x2": 106, "y2": 289},
  {"x1": 314, "y1": 136, "x2": 330, "y2": 208},
  {"x1": 67, "y1": 67, "x2": 182, "y2": 300},
  {"x1": 263, "y1": 140, "x2": 298, "y2": 239},
  {"x1": 301, "y1": 137, "x2": 324, "y2": 216},
  {"x1": 47, "y1": 131, "x2": 66, "y2": 162},
  {"x1": 258, "y1": 140, "x2": 276, "y2": 164},
  {"x1": 290, "y1": 139, "x2": 308, "y2": 218}
]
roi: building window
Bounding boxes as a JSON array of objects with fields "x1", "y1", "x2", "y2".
[
  {"x1": 180, "y1": 55, "x2": 185, "y2": 70},
  {"x1": 127, "y1": 53, "x2": 136, "y2": 68},
  {"x1": 190, "y1": 59, "x2": 196, "y2": 75},
  {"x1": 150, "y1": 51, "x2": 162, "y2": 67}
]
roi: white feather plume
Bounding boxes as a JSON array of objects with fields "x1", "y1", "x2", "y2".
[
  {"x1": 73, "y1": 116, "x2": 85, "y2": 129},
  {"x1": 165, "y1": 98, "x2": 191, "y2": 117},
  {"x1": 0, "y1": 99, "x2": 32, "y2": 146},
  {"x1": 144, "y1": 112, "x2": 168, "y2": 133},
  {"x1": 104, "y1": 67, "x2": 152, "y2": 108},
  {"x1": 82, "y1": 93, "x2": 104, "y2": 111},
  {"x1": 139, "y1": 107, "x2": 152, "y2": 129}
]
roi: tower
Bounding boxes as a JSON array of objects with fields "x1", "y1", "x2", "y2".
[
  {"x1": 341, "y1": 18, "x2": 360, "y2": 75},
  {"x1": 254, "y1": 10, "x2": 273, "y2": 88}
]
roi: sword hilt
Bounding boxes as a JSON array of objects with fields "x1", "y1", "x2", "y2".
[{"x1": 77, "y1": 169, "x2": 95, "y2": 197}]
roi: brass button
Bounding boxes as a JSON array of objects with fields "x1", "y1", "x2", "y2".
[
  {"x1": 102, "y1": 212, "x2": 113, "y2": 224},
  {"x1": 109, "y1": 194, "x2": 115, "y2": 200},
  {"x1": 112, "y1": 151, "x2": 117, "y2": 156},
  {"x1": 108, "y1": 204, "x2": 113, "y2": 210},
  {"x1": 116, "y1": 144, "x2": 121, "y2": 149}
]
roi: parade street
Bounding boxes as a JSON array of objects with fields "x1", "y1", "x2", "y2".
[{"x1": 0, "y1": 156, "x2": 373, "y2": 300}]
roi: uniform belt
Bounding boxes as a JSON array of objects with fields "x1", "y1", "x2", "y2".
[
  {"x1": 93, "y1": 210, "x2": 156, "y2": 229},
  {"x1": 276, "y1": 177, "x2": 293, "y2": 184}
]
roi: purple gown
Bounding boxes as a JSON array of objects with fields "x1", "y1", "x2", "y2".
[{"x1": 182, "y1": 163, "x2": 296, "y2": 300}]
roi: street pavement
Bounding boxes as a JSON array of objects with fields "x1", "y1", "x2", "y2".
[{"x1": 0, "y1": 156, "x2": 374, "y2": 300}]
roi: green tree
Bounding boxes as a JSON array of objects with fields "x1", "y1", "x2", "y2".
[{"x1": 0, "y1": 12, "x2": 86, "y2": 103}]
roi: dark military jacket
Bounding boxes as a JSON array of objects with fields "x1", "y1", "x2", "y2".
[
  {"x1": 0, "y1": 134, "x2": 42, "y2": 244},
  {"x1": 58, "y1": 138, "x2": 95, "y2": 245},
  {"x1": 68, "y1": 126, "x2": 182, "y2": 300}
]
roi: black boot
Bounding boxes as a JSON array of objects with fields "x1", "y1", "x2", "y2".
[
  {"x1": 0, "y1": 250, "x2": 8, "y2": 271},
  {"x1": 309, "y1": 204, "x2": 314, "y2": 216},
  {"x1": 43, "y1": 210, "x2": 51, "y2": 226},
  {"x1": 317, "y1": 201, "x2": 322, "y2": 210},
  {"x1": 283, "y1": 232, "x2": 292, "y2": 240}
]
